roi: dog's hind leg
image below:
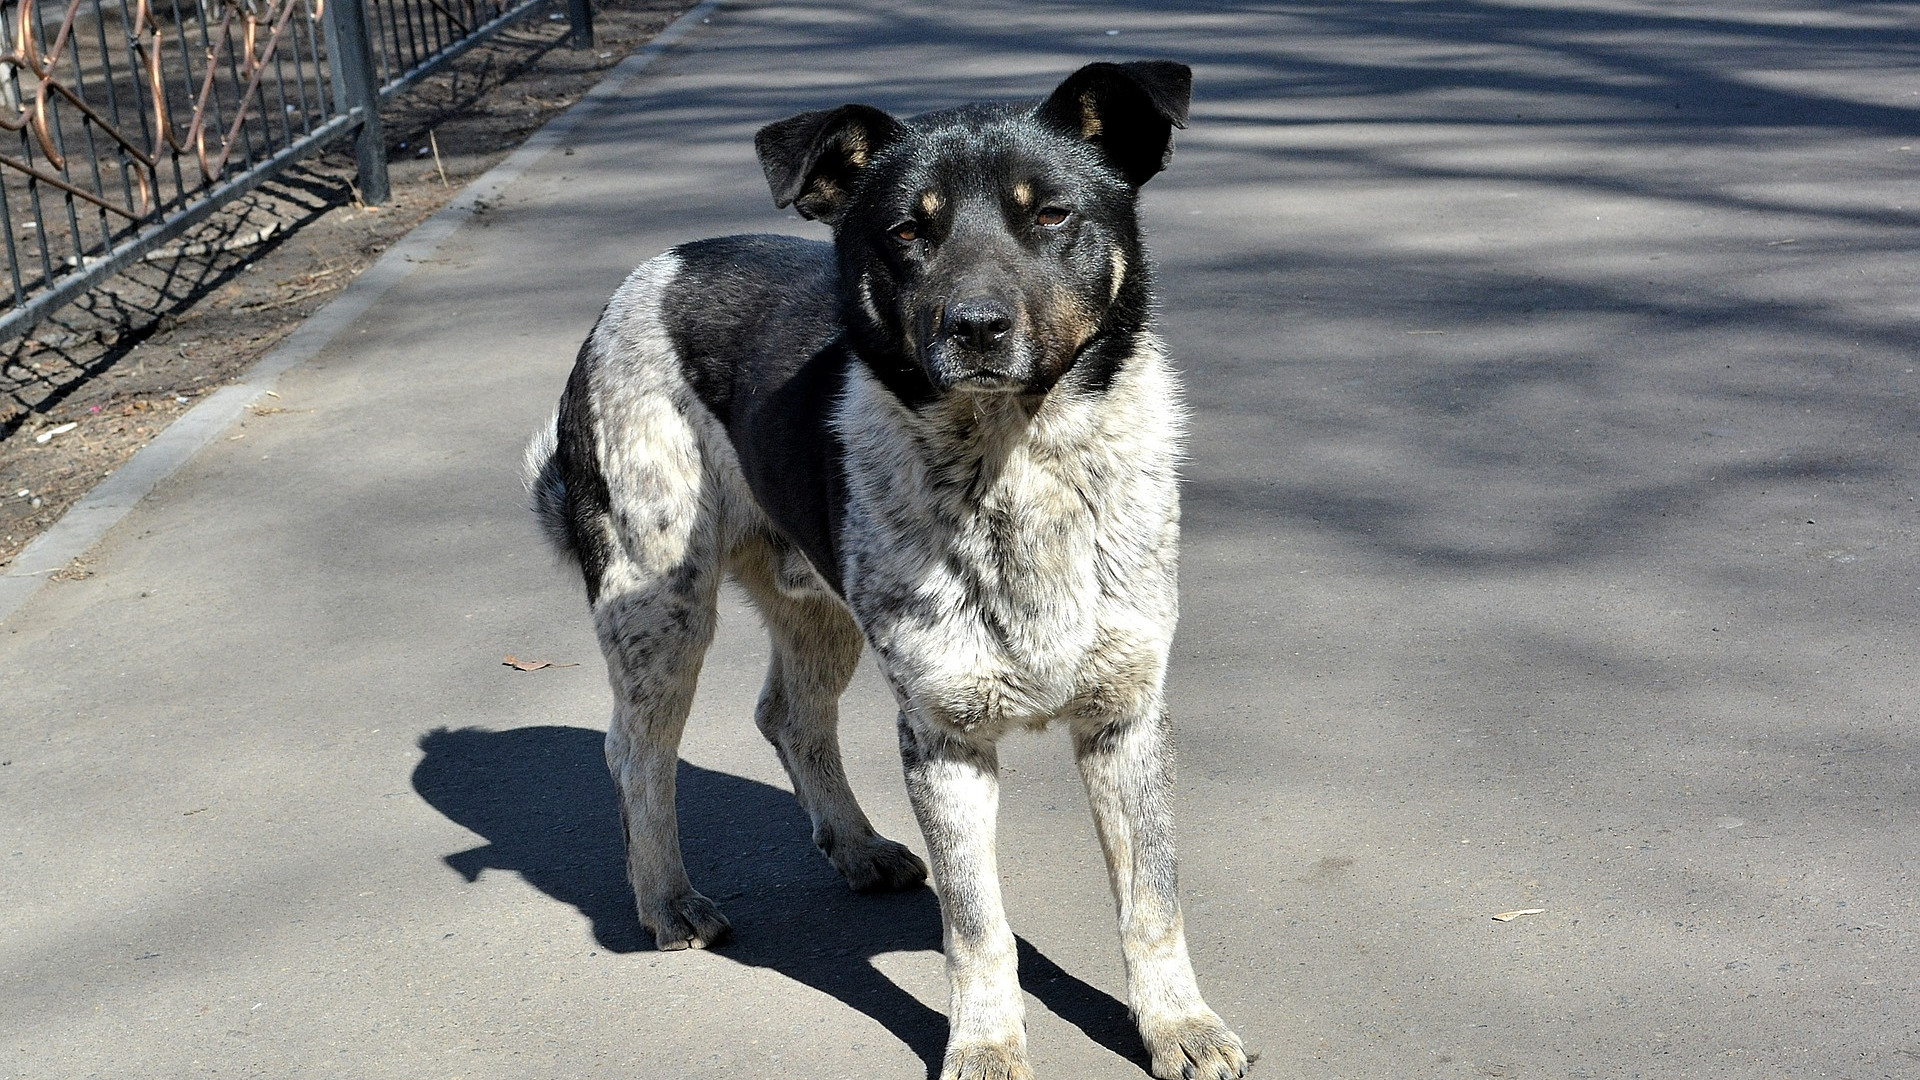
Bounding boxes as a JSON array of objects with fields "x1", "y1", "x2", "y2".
[
  {"x1": 731, "y1": 541, "x2": 929, "y2": 893},
  {"x1": 1073, "y1": 710, "x2": 1247, "y2": 1079},
  {"x1": 594, "y1": 548, "x2": 730, "y2": 951},
  {"x1": 584, "y1": 363, "x2": 735, "y2": 951}
]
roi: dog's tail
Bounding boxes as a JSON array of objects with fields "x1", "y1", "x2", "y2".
[{"x1": 523, "y1": 415, "x2": 577, "y2": 566}]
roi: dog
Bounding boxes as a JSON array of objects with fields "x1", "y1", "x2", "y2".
[{"x1": 526, "y1": 61, "x2": 1246, "y2": 1080}]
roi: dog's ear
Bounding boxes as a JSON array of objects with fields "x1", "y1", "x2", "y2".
[
  {"x1": 754, "y1": 105, "x2": 904, "y2": 224},
  {"x1": 1037, "y1": 61, "x2": 1191, "y2": 187}
]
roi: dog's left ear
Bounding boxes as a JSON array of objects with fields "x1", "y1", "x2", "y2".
[
  {"x1": 1037, "y1": 60, "x2": 1192, "y2": 187},
  {"x1": 755, "y1": 104, "x2": 905, "y2": 224}
]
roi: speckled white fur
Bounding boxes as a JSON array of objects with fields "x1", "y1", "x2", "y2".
[{"x1": 834, "y1": 334, "x2": 1183, "y2": 737}]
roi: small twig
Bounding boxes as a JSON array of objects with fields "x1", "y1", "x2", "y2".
[
  {"x1": 275, "y1": 264, "x2": 343, "y2": 288},
  {"x1": 234, "y1": 292, "x2": 311, "y2": 313},
  {"x1": 430, "y1": 129, "x2": 450, "y2": 188}
]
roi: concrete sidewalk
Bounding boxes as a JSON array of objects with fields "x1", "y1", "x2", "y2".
[{"x1": 4, "y1": 1, "x2": 1917, "y2": 1077}]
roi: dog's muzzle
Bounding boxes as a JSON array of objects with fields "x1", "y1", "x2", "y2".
[{"x1": 928, "y1": 297, "x2": 1031, "y2": 393}]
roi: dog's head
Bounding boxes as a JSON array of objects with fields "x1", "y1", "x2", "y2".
[{"x1": 755, "y1": 61, "x2": 1191, "y2": 401}]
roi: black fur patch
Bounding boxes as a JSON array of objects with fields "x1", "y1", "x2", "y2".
[{"x1": 658, "y1": 236, "x2": 853, "y2": 594}]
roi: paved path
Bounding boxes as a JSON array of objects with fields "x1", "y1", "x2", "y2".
[{"x1": 4, "y1": 1, "x2": 1917, "y2": 1077}]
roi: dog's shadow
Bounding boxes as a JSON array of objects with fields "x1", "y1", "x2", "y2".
[{"x1": 412, "y1": 725, "x2": 1147, "y2": 1076}]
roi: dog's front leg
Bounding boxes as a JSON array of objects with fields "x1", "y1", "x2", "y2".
[
  {"x1": 898, "y1": 712, "x2": 1032, "y2": 1080},
  {"x1": 1074, "y1": 710, "x2": 1247, "y2": 1080}
]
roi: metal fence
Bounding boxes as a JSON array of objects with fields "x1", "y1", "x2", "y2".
[{"x1": 0, "y1": 0, "x2": 588, "y2": 343}]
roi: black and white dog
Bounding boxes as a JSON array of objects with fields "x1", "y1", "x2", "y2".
[{"x1": 527, "y1": 61, "x2": 1247, "y2": 1080}]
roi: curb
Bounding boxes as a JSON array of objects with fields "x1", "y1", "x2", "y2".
[{"x1": 0, "y1": 0, "x2": 727, "y2": 627}]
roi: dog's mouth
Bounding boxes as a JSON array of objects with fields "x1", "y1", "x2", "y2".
[
  {"x1": 946, "y1": 373, "x2": 1025, "y2": 394},
  {"x1": 923, "y1": 345, "x2": 1038, "y2": 395}
]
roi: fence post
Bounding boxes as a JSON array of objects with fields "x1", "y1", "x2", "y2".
[
  {"x1": 325, "y1": 0, "x2": 390, "y2": 205},
  {"x1": 568, "y1": 0, "x2": 593, "y2": 50}
]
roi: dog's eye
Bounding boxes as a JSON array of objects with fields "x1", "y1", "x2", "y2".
[
  {"x1": 891, "y1": 221, "x2": 920, "y2": 243},
  {"x1": 1036, "y1": 206, "x2": 1071, "y2": 228}
]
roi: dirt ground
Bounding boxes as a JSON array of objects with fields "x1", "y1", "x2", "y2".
[{"x1": 0, "y1": 0, "x2": 692, "y2": 570}]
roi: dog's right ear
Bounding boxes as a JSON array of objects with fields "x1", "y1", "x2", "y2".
[{"x1": 754, "y1": 105, "x2": 904, "y2": 224}]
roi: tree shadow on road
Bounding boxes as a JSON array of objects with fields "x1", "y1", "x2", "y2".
[{"x1": 411, "y1": 724, "x2": 1148, "y2": 1077}]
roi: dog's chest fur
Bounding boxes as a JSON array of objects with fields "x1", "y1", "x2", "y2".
[{"x1": 832, "y1": 343, "x2": 1183, "y2": 735}]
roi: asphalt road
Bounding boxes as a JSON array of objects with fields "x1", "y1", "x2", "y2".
[{"x1": 3, "y1": 1, "x2": 1917, "y2": 1077}]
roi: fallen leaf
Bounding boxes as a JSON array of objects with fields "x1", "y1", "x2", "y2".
[
  {"x1": 1491, "y1": 908, "x2": 1546, "y2": 922},
  {"x1": 503, "y1": 654, "x2": 577, "y2": 671}
]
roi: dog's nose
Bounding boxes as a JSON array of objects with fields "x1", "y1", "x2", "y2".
[{"x1": 942, "y1": 298, "x2": 1014, "y2": 351}]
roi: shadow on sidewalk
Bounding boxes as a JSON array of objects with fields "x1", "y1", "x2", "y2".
[{"x1": 412, "y1": 725, "x2": 1148, "y2": 1076}]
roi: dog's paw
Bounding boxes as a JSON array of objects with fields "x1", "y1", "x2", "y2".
[
  {"x1": 824, "y1": 833, "x2": 929, "y2": 893},
  {"x1": 940, "y1": 1039, "x2": 1034, "y2": 1080},
  {"x1": 1141, "y1": 1010, "x2": 1248, "y2": 1080},
  {"x1": 642, "y1": 891, "x2": 732, "y2": 951}
]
